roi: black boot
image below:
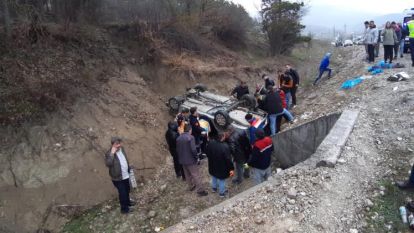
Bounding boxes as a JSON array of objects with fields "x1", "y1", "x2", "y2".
[{"x1": 396, "y1": 180, "x2": 414, "y2": 190}]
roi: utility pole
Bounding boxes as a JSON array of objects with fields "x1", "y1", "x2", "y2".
[{"x1": 344, "y1": 24, "x2": 347, "y2": 35}]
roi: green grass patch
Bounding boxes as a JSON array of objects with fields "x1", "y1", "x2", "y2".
[
  {"x1": 62, "y1": 207, "x2": 101, "y2": 233},
  {"x1": 365, "y1": 180, "x2": 413, "y2": 233}
]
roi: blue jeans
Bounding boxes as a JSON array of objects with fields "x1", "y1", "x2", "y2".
[
  {"x1": 269, "y1": 113, "x2": 284, "y2": 136},
  {"x1": 400, "y1": 39, "x2": 405, "y2": 56},
  {"x1": 251, "y1": 167, "x2": 271, "y2": 185},
  {"x1": 283, "y1": 108, "x2": 294, "y2": 121},
  {"x1": 314, "y1": 68, "x2": 332, "y2": 85},
  {"x1": 211, "y1": 176, "x2": 226, "y2": 195},
  {"x1": 285, "y1": 92, "x2": 292, "y2": 110}
]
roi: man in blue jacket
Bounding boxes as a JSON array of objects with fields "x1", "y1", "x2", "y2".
[{"x1": 313, "y1": 53, "x2": 332, "y2": 85}]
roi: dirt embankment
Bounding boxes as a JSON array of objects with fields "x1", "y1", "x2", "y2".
[{"x1": 0, "y1": 25, "x2": 288, "y2": 233}]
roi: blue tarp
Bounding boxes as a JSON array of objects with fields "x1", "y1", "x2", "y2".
[{"x1": 341, "y1": 77, "x2": 364, "y2": 89}]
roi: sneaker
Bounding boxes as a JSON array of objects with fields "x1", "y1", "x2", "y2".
[
  {"x1": 396, "y1": 181, "x2": 414, "y2": 190},
  {"x1": 212, "y1": 188, "x2": 217, "y2": 193},
  {"x1": 219, "y1": 190, "x2": 228, "y2": 198},
  {"x1": 128, "y1": 201, "x2": 136, "y2": 206},
  {"x1": 189, "y1": 185, "x2": 196, "y2": 191},
  {"x1": 412, "y1": 63, "x2": 414, "y2": 67},
  {"x1": 401, "y1": 55, "x2": 403, "y2": 58},
  {"x1": 197, "y1": 190, "x2": 208, "y2": 196}
]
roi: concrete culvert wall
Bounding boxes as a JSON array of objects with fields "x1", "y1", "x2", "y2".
[{"x1": 273, "y1": 113, "x2": 341, "y2": 168}]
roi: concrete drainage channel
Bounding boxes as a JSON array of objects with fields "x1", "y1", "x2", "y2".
[{"x1": 164, "y1": 109, "x2": 359, "y2": 232}]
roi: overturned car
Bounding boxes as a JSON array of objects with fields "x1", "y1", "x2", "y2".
[{"x1": 167, "y1": 84, "x2": 267, "y2": 131}]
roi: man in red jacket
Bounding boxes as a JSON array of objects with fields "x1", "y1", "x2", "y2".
[{"x1": 247, "y1": 129, "x2": 274, "y2": 184}]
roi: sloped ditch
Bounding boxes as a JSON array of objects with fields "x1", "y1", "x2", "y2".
[{"x1": 273, "y1": 112, "x2": 341, "y2": 169}]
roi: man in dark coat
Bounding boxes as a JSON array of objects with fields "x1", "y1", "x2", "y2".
[
  {"x1": 165, "y1": 121, "x2": 185, "y2": 180},
  {"x1": 225, "y1": 125, "x2": 251, "y2": 184},
  {"x1": 206, "y1": 132, "x2": 234, "y2": 197},
  {"x1": 231, "y1": 80, "x2": 249, "y2": 100},
  {"x1": 104, "y1": 136, "x2": 135, "y2": 214},
  {"x1": 285, "y1": 64, "x2": 300, "y2": 107},
  {"x1": 264, "y1": 85, "x2": 284, "y2": 136},
  {"x1": 176, "y1": 124, "x2": 208, "y2": 196}
]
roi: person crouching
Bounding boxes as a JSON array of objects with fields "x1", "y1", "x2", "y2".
[{"x1": 206, "y1": 132, "x2": 234, "y2": 197}]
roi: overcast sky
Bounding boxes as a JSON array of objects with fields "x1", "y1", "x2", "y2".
[{"x1": 231, "y1": 0, "x2": 413, "y2": 27}]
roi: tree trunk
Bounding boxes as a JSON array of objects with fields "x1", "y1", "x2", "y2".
[{"x1": 2, "y1": 0, "x2": 11, "y2": 37}]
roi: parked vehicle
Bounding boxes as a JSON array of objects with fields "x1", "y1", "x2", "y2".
[
  {"x1": 343, "y1": 40, "x2": 354, "y2": 47},
  {"x1": 167, "y1": 84, "x2": 268, "y2": 131}
]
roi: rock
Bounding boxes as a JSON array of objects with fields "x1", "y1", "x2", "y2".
[
  {"x1": 227, "y1": 227, "x2": 234, "y2": 232},
  {"x1": 55, "y1": 143, "x2": 62, "y2": 147},
  {"x1": 160, "y1": 184, "x2": 167, "y2": 192},
  {"x1": 287, "y1": 188, "x2": 298, "y2": 199},
  {"x1": 254, "y1": 216, "x2": 265, "y2": 224},
  {"x1": 337, "y1": 158, "x2": 346, "y2": 164},
  {"x1": 376, "y1": 140, "x2": 382, "y2": 145},
  {"x1": 397, "y1": 137, "x2": 403, "y2": 141},
  {"x1": 148, "y1": 210, "x2": 157, "y2": 218},
  {"x1": 288, "y1": 199, "x2": 296, "y2": 205},
  {"x1": 380, "y1": 191, "x2": 385, "y2": 196},
  {"x1": 379, "y1": 186, "x2": 386, "y2": 191},
  {"x1": 349, "y1": 229, "x2": 358, "y2": 233},
  {"x1": 365, "y1": 199, "x2": 374, "y2": 207}
]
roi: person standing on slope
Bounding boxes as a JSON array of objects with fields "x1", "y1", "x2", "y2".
[
  {"x1": 366, "y1": 21, "x2": 379, "y2": 63},
  {"x1": 285, "y1": 64, "x2": 300, "y2": 108},
  {"x1": 406, "y1": 14, "x2": 414, "y2": 67},
  {"x1": 382, "y1": 21, "x2": 398, "y2": 64}
]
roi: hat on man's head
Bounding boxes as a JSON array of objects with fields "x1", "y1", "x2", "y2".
[{"x1": 111, "y1": 136, "x2": 122, "y2": 145}]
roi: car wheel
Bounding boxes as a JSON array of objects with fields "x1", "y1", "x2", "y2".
[
  {"x1": 214, "y1": 110, "x2": 231, "y2": 129},
  {"x1": 168, "y1": 96, "x2": 184, "y2": 111},
  {"x1": 194, "y1": 83, "x2": 207, "y2": 92},
  {"x1": 240, "y1": 94, "x2": 257, "y2": 110}
]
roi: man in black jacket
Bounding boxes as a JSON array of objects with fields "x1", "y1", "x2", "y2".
[
  {"x1": 104, "y1": 136, "x2": 135, "y2": 214},
  {"x1": 285, "y1": 64, "x2": 300, "y2": 107},
  {"x1": 225, "y1": 125, "x2": 251, "y2": 184},
  {"x1": 264, "y1": 85, "x2": 284, "y2": 136},
  {"x1": 230, "y1": 80, "x2": 249, "y2": 100},
  {"x1": 206, "y1": 132, "x2": 234, "y2": 197},
  {"x1": 165, "y1": 121, "x2": 185, "y2": 180}
]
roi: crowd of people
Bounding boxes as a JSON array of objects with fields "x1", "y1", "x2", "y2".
[
  {"x1": 363, "y1": 16, "x2": 414, "y2": 67},
  {"x1": 161, "y1": 64, "x2": 300, "y2": 200}
]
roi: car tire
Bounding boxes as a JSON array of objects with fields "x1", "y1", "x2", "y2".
[
  {"x1": 194, "y1": 83, "x2": 207, "y2": 92},
  {"x1": 240, "y1": 94, "x2": 257, "y2": 110},
  {"x1": 168, "y1": 96, "x2": 185, "y2": 111},
  {"x1": 214, "y1": 110, "x2": 231, "y2": 129}
]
